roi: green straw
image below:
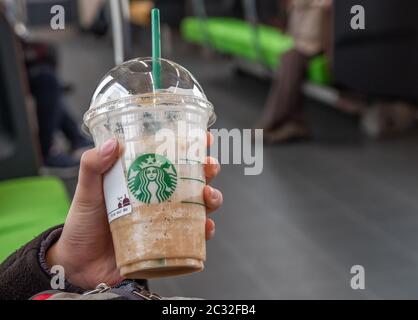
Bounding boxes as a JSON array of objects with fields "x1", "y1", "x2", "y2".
[{"x1": 151, "y1": 8, "x2": 161, "y2": 90}]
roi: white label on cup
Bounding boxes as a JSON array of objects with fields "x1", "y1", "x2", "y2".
[{"x1": 103, "y1": 158, "x2": 132, "y2": 223}]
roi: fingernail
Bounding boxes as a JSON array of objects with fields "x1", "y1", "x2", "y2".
[{"x1": 100, "y1": 139, "x2": 117, "y2": 157}]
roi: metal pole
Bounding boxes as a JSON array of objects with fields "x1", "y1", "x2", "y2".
[
  {"x1": 242, "y1": 0, "x2": 258, "y2": 24},
  {"x1": 242, "y1": 0, "x2": 261, "y2": 61},
  {"x1": 192, "y1": 0, "x2": 207, "y2": 18},
  {"x1": 15, "y1": 0, "x2": 28, "y2": 25},
  {"x1": 191, "y1": 0, "x2": 211, "y2": 48},
  {"x1": 120, "y1": 0, "x2": 132, "y2": 60},
  {"x1": 109, "y1": 0, "x2": 132, "y2": 65},
  {"x1": 10, "y1": 0, "x2": 28, "y2": 37}
]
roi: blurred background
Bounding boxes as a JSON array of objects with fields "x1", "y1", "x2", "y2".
[{"x1": 1, "y1": 0, "x2": 418, "y2": 299}]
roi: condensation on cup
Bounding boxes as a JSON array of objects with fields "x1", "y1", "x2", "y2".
[{"x1": 83, "y1": 58, "x2": 216, "y2": 279}]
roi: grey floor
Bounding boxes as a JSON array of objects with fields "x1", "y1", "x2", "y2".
[{"x1": 40, "y1": 29, "x2": 418, "y2": 299}]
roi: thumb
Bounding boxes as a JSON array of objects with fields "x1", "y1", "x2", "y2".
[{"x1": 75, "y1": 138, "x2": 119, "y2": 201}]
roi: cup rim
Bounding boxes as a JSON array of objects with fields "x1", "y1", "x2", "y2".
[{"x1": 83, "y1": 92, "x2": 216, "y2": 135}]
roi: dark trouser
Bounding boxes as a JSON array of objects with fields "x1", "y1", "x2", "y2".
[
  {"x1": 28, "y1": 65, "x2": 83, "y2": 157},
  {"x1": 259, "y1": 49, "x2": 311, "y2": 130}
]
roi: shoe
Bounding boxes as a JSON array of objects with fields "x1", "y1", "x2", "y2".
[
  {"x1": 265, "y1": 122, "x2": 311, "y2": 144},
  {"x1": 41, "y1": 153, "x2": 79, "y2": 178},
  {"x1": 362, "y1": 102, "x2": 417, "y2": 139},
  {"x1": 71, "y1": 137, "x2": 94, "y2": 160},
  {"x1": 253, "y1": 117, "x2": 276, "y2": 131}
]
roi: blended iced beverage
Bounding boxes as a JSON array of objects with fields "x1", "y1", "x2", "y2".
[{"x1": 83, "y1": 58, "x2": 216, "y2": 278}]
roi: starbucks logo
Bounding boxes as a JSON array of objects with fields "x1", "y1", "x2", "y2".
[{"x1": 127, "y1": 154, "x2": 177, "y2": 204}]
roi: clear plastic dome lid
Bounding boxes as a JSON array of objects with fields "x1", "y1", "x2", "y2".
[{"x1": 84, "y1": 57, "x2": 215, "y2": 129}]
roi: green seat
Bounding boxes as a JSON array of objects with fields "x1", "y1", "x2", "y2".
[
  {"x1": 181, "y1": 17, "x2": 331, "y2": 85},
  {"x1": 307, "y1": 55, "x2": 331, "y2": 86},
  {"x1": 0, "y1": 176, "x2": 69, "y2": 262},
  {"x1": 182, "y1": 17, "x2": 256, "y2": 60},
  {"x1": 258, "y1": 24, "x2": 294, "y2": 68}
]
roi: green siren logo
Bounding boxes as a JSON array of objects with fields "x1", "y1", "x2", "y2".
[{"x1": 127, "y1": 153, "x2": 177, "y2": 204}]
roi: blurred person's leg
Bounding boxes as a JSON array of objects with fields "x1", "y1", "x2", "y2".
[
  {"x1": 23, "y1": 39, "x2": 74, "y2": 93},
  {"x1": 59, "y1": 106, "x2": 92, "y2": 158},
  {"x1": 28, "y1": 65, "x2": 60, "y2": 157},
  {"x1": 255, "y1": 49, "x2": 311, "y2": 141},
  {"x1": 28, "y1": 65, "x2": 79, "y2": 168},
  {"x1": 23, "y1": 40, "x2": 58, "y2": 69}
]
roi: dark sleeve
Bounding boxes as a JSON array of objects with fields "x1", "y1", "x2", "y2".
[{"x1": 0, "y1": 225, "x2": 83, "y2": 300}]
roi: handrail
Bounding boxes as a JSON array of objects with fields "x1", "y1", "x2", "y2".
[{"x1": 109, "y1": 0, "x2": 132, "y2": 65}]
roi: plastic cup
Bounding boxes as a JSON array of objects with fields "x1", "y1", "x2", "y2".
[{"x1": 83, "y1": 58, "x2": 216, "y2": 279}]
